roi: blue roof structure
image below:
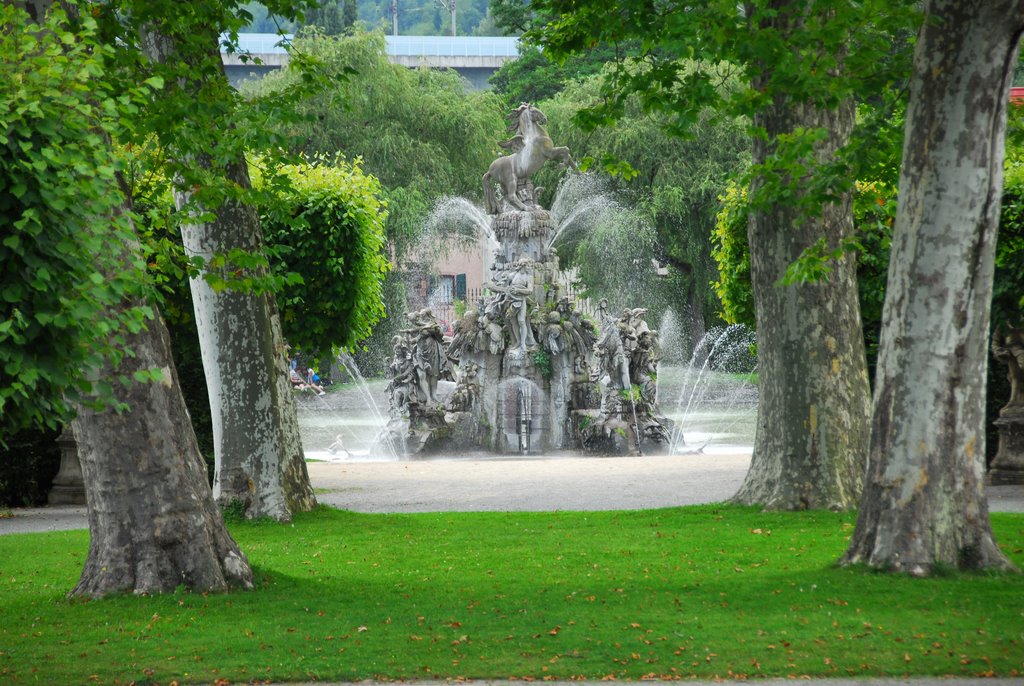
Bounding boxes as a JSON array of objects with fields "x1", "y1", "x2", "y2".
[
  {"x1": 386, "y1": 35, "x2": 519, "y2": 57},
  {"x1": 227, "y1": 33, "x2": 519, "y2": 58}
]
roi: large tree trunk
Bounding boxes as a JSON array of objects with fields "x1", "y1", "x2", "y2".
[
  {"x1": 143, "y1": 28, "x2": 317, "y2": 520},
  {"x1": 72, "y1": 294, "x2": 253, "y2": 597},
  {"x1": 731, "y1": 5, "x2": 872, "y2": 510},
  {"x1": 842, "y1": 1, "x2": 1023, "y2": 574},
  {"x1": 176, "y1": 158, "x2": 316, "y2": 520}
]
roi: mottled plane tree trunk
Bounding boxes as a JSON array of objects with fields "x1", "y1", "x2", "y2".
[
  {"x1": 173, "y1": 159, "x2": 315, "y2": 520},
  {"x1": 72, "y1": 218, "x2": 254, "y2": 597},
  {"x1": 732, "y1": 3, "x2": 872, "y2": 510},
  {"x1": 842, "y1": 0, "x2": 1023, "y2": 574},
  {"x1": 72, "y1": 300, "x2": 254, "y2": 597},
  {"x1": 142, "y1": 27, "x2": 316, "y2": 520}
]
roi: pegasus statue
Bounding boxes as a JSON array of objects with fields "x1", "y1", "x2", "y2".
[{"x1": 482, "y1": 102, "x2": 579, "y2": 214}]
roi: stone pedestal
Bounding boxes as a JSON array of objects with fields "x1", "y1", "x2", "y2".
[
  {"x1": 989, "y1": 407, "x2": 1024, "y2": 485},
  {"x1": 47, "y1": 429, "x2": 87, "y2": 505}
]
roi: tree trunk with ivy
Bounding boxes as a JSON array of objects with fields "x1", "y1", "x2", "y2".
[
  {"x1": 842, "y1": 0, "x2": 1023, "y2": 574},
  {"x1": 731, "y1": 3, "x2": 872, "y2": 511}
]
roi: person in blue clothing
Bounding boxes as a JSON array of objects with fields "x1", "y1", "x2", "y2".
[{"x1": 290, "y1": 365, "x2": 325, "y2": 395}]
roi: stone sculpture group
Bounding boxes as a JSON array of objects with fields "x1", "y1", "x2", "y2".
[{"x1": 381, "y1": 103, "x2": 672, "y2": 455}]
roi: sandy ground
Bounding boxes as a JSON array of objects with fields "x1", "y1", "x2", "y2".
[
  {"x1": 308, "y1": 451, "x2": 754, "y2": 512},
  {"x1": 4, "y1": 452, "x2": 1024, "y2": 534}
]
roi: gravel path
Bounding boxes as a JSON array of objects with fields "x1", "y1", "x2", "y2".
[
  {"x1": 309, "y1": 451, "x2": 754, "y2": 512},
  {"x1": 4, "y1": 452, "x2": 1023, "y2": 535}
]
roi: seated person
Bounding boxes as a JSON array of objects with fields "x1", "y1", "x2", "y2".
[
  {"x1": 327, "y1": 434, "x2": 350, "y2": 456},
  {"x1": 290, "y1": 368, "x2": 325, "y2": 395},
  {"x1": 305, "y1": 367, "x2": 326, "y2": 396}
]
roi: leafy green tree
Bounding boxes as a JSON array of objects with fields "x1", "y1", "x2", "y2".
[
  {"x1": 263, "y1": 156, "x2": 391, "y2": 362},
  {"x1": 489, "y1": 44, "x2": 623, "y2": 108},
  {"x1": 533, "y1": 0, "x2": 918, "y2": 510},
  {"x1": 489, "y1": 0, "x2": 533, "y2": 34},
  {"x1": 300, "y1": 0, "x2": 356, "y2": 33},
  {"x1": 0, "y1": 2, "x2": 148, "y2": 441},
  {"x1": 709, "y1": 183, "x2": 755, "y2": 329},
  {"x1": 3, "y1": 1, "x2": 256, "y2": 597}
]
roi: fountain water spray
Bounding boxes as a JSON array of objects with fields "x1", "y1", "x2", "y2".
[
  {"x1": 336, "y1": 351, "x2": 404, "y2": 459},
  {"x1": 666, "y1": 325, "x2": 757, "y2": 454}
]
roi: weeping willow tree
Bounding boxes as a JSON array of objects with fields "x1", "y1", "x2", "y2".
[
  {"x1": 539, "y1": 69, "x2": 750, "y2": 355},
  {"x1": 244, "y1": 29, "x2": 504, "y2": 264}
]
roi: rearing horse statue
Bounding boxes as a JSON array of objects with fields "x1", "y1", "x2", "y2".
[{"x1": 483, "y1": 103, "x2": 579, "y2": 215}]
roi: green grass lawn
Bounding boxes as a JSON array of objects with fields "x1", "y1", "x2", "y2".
[{"x1": 1, "y1": 505, "x2": 1022, "y2": 684}]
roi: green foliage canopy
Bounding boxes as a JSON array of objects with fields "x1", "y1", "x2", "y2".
[
  {"x1": 709, "y1": 182, "x2": 754, "y2": 328},
  {"x1": 263, "y1": 157, "x2": 390, "y2": 360},
  {"x1": 0, "y1": 6, "x2": 152, "y2": 441},
  {"x1": 540, "y1": 70, "x2": 749, "y2": 328},
  {"x1": 489, "y1": 44, "x2": 624, "y2": 109},
  {"x1": 528, "y1": 0, "x2": 919, "y2": 273},
  {"x1": 711, "y1": 178, "x2": 893, "y2": 346}
]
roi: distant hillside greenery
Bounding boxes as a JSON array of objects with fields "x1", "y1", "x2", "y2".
[{"x1": 240, "y1": 0, "x2": 509, "y2": 37}]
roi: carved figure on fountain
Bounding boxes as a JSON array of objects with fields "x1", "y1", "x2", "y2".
[
  {"x1": 543, "y1": 311, "x2": 566, "y2": 355},
  {"x1": 634, "y1": 330, "x2": 660, "y2": 406},
  {"x1": 990, "y1": 326, "x2": 1024, "y2": 484},
  {"x1": 386, "y1": 336, "x2": 415, "y2": 418},
  {"x1": 446, "y1": 361, "x2": 481, "y2": 413},
  {"x1": 557, "y1": 297, "x2": 598, "y2": 360},
  {"x1": 620, "y1": 309, "x2": 659, "y2": 405},
  {"x1": 594, "y1": 324, "x2": 632, "y2": 393},
  {"x1": 482, "y1": 102, "x2": 579, "y2": 216},
  {"x1": 487, "y1": 257, "x2": 538, "y2": 353},
  {"x1": 447, "y1": 308, "x2": 483, "y2": 361},
  {"x1": 405, "y1": 309, "x2": 453, "y2": 404},
  {"x1": 479, "y1": 310, "x2": 506, "y2": 357}
]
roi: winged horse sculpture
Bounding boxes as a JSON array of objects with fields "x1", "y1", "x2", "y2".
[{"x1": 483, "y1": 103, "x2": 579, "y2": 214}]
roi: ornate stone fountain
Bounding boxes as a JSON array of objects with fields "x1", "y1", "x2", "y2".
[{"x1": 380, "y1": 103, "x2": 672, "y2": 456}]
